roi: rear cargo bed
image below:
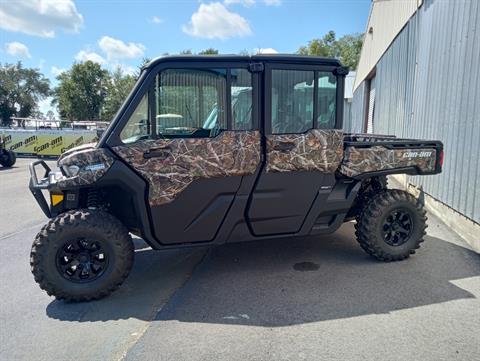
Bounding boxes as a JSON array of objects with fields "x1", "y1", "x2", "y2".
[{"x1": 339, "y1": 133, "x2": 443, "y2": 178}]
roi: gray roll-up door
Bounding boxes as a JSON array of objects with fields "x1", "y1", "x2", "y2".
[{"x1": 366, "y1": 76, "x2": 376, "y2": 133}]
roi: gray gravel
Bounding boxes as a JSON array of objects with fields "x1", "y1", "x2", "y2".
[{"x1": 1, "y1": 158, "x2": 479, "y2": 361}]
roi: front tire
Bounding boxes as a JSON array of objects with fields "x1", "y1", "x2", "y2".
[
  {"x1": 30, "y1": 209, "x2": 134, "y2": 301},
  {"x1": 0, "y1": 150, "x2": 16, "y2": 167},
  {"x1": 355, "y1": 189, "x2": 427, "y2": 261}
]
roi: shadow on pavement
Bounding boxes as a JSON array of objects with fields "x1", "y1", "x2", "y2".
[
  {"x1": 0, "y1": 165, "x2": 18, "y2": 171},
  {"x1": 46, "y1": 223, "x2": 480, "y2": 326},
  {"x1": 46, "y1": 238, "x2": 207, "y2": 323}
]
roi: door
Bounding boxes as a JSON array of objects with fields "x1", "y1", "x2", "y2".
[
  {"x1": 113, "y1": 65, "x2": 261, "y2": 245},
  {"x1": 246, "y1": 65, "x2": 344, "y2": 236}
]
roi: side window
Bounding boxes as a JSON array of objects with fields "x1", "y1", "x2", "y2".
[
  {"x1": 271, "y1": 69, "x2": 314, "y2": 134},
  {"x1": 156, "y1": 69, "x2": 227, "y2": 138},
  {"x1": 317, "y1": 72, "x2": 337, "y2": 129},
  {"x1": 231, "y1": 69, "x2": 252, "y2": 130},
  {"x1": 120, "y1": 94, "x2": 149, "y2": 143}
]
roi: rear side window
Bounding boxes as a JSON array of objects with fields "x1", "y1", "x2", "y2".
[
  {"x1": 270, "y1": 69, "x2": 338, "y2": 134},
  {"x1": 271, "y1": 69, "x2": 314, "y2": 134}
]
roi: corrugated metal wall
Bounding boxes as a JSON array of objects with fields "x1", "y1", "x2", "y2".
[
  {"x1": 343, "y1": 99, "x2": 352, "y2": 130},
  {"x1": 347, "y1": 82, "x2": 366, "y2": 133},
  {"x1": 352, "y1": 0, "x2": 480, "y2": 223}
]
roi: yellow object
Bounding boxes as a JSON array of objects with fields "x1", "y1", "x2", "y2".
[
  {"x1": 1, "y1": 131, "x2": 38, "y2": 155},
  {"x1": 51, "y1": 194, "x2": 64, "y2": 206},
  {"x1": 0, "y1": 129, "x2": 98, "y2": 157}
]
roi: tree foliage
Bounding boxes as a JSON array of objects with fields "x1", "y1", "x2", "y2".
[
  {"x1": 0, "y1": 62, "x2": 50, "y2": 125},
  {"x1": 102, "y1": 67, "x2": 136, "y2": 122},
  {"x1": 53, "y1": 61, "x2": 141, "y2": 122},
  {"x1": 53, "y1": 61, "x2": 110, "y2": 121},
  {"x1": 178, "y1": 49, "x2": 219, "y2": 55},
  {"x1": 198, "y1": 48, "x2": 219, "y2": 55},
  {"x1": 134, "y1": 57, "x2": 151, "y2": 79},
  {"x1": 298, "y1": 31, "x2": 364, "y2": 70}
]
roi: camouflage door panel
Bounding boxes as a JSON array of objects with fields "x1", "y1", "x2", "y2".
[
  {"x1": 339, "y1": 146, "x2": 437, "y2": 178},
  {"x1": 56, "y1": 148, "x2": 115, "y2": 188},
  {"x1": 113, "y1": 131, "x2": 261, "y2": 206},
  {"x1": 266, "y1": 129, "x2": 344, "y2": 173}
]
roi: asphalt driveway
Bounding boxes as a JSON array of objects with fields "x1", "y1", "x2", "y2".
[{"x1": 1, "y1": 158, "x2": 479, "y2": 361}]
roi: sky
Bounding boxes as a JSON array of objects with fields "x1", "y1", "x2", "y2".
[{"x1": 0, "y1": 0, "x2": 371, "y2": 113}]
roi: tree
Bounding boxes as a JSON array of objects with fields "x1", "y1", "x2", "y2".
[
  {"x1": 46, "y1": 110, "x2": 55, "y2": 120},
  {"x1": 52, "y1": 61, "x2": 110, "y2": 121},
  {"x1": 298, "y1": 31, "x2": 364, "y2": 70},
  {"x1": 135, "y1": 57, "x2": 151, "y2": 79},
  {"x1": 102, "y1": 67, "x2": 137, "y2": 122},
  {"x1": 199, "y1": 48, "x2": 219, "y2": 55},
  {"x1": 0, "y1": 62, "x2": 50, "y2": 125}
]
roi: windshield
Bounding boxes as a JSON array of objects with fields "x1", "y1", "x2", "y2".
[{"x1": 119, "y1": 94, "x2": 149, "y2": 144}]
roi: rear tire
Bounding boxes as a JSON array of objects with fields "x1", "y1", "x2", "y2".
[
  {"x1": 30, "y1": 209, "x2": 134, "y2": 301},
  {"x1": 355, "y1": 189, "x2": 427, "y2": 261}
]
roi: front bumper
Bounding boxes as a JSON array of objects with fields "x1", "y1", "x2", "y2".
[{"x1": 29, "y1": 160, "x2": 53, "y2": 218}]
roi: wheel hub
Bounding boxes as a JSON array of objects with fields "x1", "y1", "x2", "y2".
[
  {"x1": 78, "y1": 254, "x2": 89, "y2": 262},
  {"x1": 56, "y1": 239, "x2": 108, "y2": 283},
  {"x1": 382, "y1": 209, "x2": 413, "y2": 246}
]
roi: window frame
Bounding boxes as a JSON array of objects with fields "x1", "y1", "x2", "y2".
[{"x1": 264, "y1": 63, "x2": 341, "y2": 135}]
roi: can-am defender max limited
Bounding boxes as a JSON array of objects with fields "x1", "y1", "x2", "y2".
[{"x1": 29, "y1": 55, "x2": 443, "y2": 301}]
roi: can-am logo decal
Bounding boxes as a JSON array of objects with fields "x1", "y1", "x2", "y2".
[
  {"x1": 85, "y1": 163, "x2": 105, "y2": 171},
  {"x1": 402, "y1": 151, "x2": 433, "y2": 158}
]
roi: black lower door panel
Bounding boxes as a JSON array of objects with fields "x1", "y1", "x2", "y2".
[
  {"x1": 150, "y1": 176, "x2": 242, "y2": 245},
  {"x1": 246, "y1": 171, "x2": 334, "y2": 236}
]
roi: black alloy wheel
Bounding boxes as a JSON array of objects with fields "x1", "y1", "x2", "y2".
[
  {"x1": 382, "y1": 209, "x2": 412, "y2": 246},
  {"x1": 56, "y1": 239, "x2": 109, "y2": 282}
]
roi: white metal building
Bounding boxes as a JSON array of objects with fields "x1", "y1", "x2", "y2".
[{"x1": 348, "y1": 0, "x2": 480, "y2": 248}]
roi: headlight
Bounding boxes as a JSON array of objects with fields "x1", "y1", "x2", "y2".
[{"x1": 62, "y1": 165, "x2": 80, "y2": 177}]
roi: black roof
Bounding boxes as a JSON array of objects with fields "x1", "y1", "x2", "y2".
[{"x1": 144, "y1": 54, "x2": 342, "y2": 69}]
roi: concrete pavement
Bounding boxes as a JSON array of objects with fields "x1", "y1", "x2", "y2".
[{"x1": 0, "y1": 158, "x2": 479, "y2": 361}]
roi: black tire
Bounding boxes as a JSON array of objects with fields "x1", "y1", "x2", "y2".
[
  {"x1": 30, "y1": 209, "x2": 134, "y2": 302},
  {"x1": 0, "y1": 150, "x2": 15, "y2": 167},
  {"x1": 355, "y1": 189, "x2": 427, "y2": 261}
]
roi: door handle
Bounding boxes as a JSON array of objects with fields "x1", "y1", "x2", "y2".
[
  {"x1": 143, "y1": 147, "x2": 171, "y2": 159},
  {"x1": 272, "y1": 141, "x2": 296, "y2": 152}
]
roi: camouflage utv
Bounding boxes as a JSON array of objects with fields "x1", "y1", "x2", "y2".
[{"x1": 29, "y1": 55, "x2": 443, "y2": 301}]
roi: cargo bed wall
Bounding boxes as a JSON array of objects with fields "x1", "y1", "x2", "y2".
[{"x1": 338, "y1": 135, "x2": 442, "y2": 178}]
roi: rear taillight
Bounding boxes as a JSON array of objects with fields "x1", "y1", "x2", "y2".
[{"x1": 439, "y1": 150, "x2": 444, "y2": 168}]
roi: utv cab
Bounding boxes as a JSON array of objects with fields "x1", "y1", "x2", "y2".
[{"x1": 29, "y1": 55, "x2": 443, "y2": 301}]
